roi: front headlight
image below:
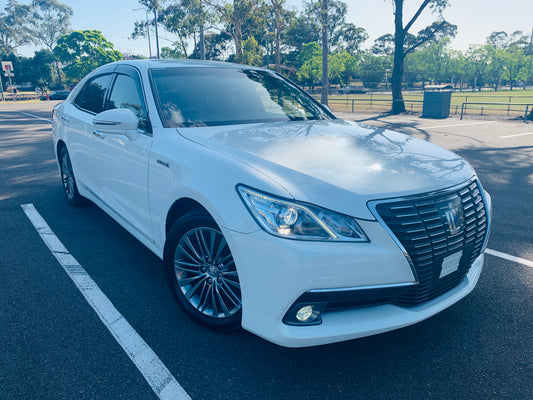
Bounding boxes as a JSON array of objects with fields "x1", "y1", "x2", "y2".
[{"x1": 237, "y1": 186, "x2": 368, "y2": 242}]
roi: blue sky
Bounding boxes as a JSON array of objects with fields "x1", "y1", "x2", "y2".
[{"x1": 8, "y1": 0, "x2": 533, "y2": 57}]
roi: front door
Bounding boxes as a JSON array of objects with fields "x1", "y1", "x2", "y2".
[{"x1": 92, "y1": 68, "x2": 153, "y2": 242}]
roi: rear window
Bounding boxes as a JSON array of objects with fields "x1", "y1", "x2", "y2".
[{"x1": 150, "y1": 67, "x2": 330, "y2": 128}]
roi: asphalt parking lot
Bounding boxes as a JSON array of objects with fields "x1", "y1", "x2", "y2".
[{"x1": 1, "y1": 101, "x2": 532, "y2": 400}]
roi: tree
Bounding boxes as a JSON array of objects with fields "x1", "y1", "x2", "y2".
[
  {"x1": 333, "y1": 23, "x2": 368, "y2": 54},
  {"x1": 241, "y1": 36, "x2": 262, "y2": 66},
  {"x1": 132, "y1": 0, "x2": 163, "y2": 58},
  {"x1": 29, "y1": 0, "x2": 72, "y2": 87},
  {"x1": 54, "y1": 30, "x2": 122, "y2": 82},
  {"x1": 371, "y1": 34, "x2": 395, "y2": 56},
  {"x1": 0, "y1": 0, "x2": 31, "y2": 55},
  {"x1": 465, "y1": 44, "x2": 489, "y2": 90},
  {"x1": 202, "y1": 0, "x2": 267, "y2": 63},
  {"x1": 297, "y1": 41, "x2": 321, "y2": 89},
  {"x1": 269, "y1": 0, "x2": 288, "y2": 73},
  {"x1": 284, "y1": 11, "x2": 320, "y2": 51},
  {"x1": 159, "y1": 0, "x2": 210, "y2": 59},
  {"x1": 161, "y1": 44, "x2": 186, "y2": 59},
  {"x1": 359, "y1": 52, "x2": 391, "y2": 89},
  {"x1": 404, "y1": 37, "x2": 454, "y2": 86},
  {"x1": 390, "y1": 0, "x2": 456, "y2": 114},
  {"x1": 190, "y1": 32, "x2": 231, "y2": 60},
  {"x1": 17, "y1": 49, "x2": 55, "y2": 91}
]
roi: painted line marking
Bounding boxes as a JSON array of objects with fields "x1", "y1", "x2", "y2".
[
  {"x1": 499, "y1": 132, "x2": 533, "y2": 139},
  {"x1": 421, "y1": 121, "x2": 497, "y2": 129},
  {"x1": 486, "y1": 248, "x2": 533, "y2": 268},
  {"x1": 21, "y1": 203, "x2": 190, "y2": 400},
  {"x1": 21, "y1": 112, "x2": 52, "y2": 123}
]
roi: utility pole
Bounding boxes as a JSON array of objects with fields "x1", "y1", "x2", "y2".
[
  {"x1": 134, "y1": 7, "x2": 152, "y2": 58},
  {"x1": 153, "y1": 0, "x2": 160, "y2": 59},
  {"x1": 321, "y1": 0, "x2": 328, "y2": 106},
  {"x1": 199, "y1": 0, "x2": 205, "y2": 60}
]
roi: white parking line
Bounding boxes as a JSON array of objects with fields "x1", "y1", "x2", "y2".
[
  {"x1": 486, "y1": 248, "x2": 533, "y2": 268},
  {"x1": 499, "y1": 132, "x2": 533, "y2": 139},
  {"x1": 21, "y1": 203, "x2": 191, "y2": 400},
  {"x1": 421, "y1": 121, "x2": 497, "y2": 129},
  {"x1": 21, "y1": 112, "x2": 52, "y2": 123}
]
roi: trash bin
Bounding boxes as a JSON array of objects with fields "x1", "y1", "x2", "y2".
[{"x1": 422, "y1": 84, "x2": 453, "y2": 118}]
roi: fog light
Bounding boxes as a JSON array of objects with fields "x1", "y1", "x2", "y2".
[
  {"x1": 296, "y1": 305, "x2": 314, "y2": 322},
  {"x1": 284, "y1": 302, "x2": 327, "y2": 326}
]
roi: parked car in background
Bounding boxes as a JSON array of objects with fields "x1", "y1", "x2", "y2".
[
  {"x1": 339, "y1": 84, "x2": 368, "y2": 94},
  {"x1": 41, "y1": 90, "x2": 70, "y2": 101},
  {"x1": 52, "y1": 60, "x2": 491, "y2": 347}
]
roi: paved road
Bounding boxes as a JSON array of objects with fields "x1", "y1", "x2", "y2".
[{"x1": 1, "y1": 102, "x2": 532, "y2": 399}]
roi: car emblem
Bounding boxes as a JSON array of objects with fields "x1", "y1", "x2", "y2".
[{"x1": 438, "y1": 195, "x2": 464, "y2": 236}]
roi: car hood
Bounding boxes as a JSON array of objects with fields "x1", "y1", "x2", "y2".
[{"x1": 177, "y1": 119, "x2": 475, "y2": 219}]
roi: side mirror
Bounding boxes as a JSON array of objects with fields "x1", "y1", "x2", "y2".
[{"x1": 93, "y1": 108, "x2": 140, "y2": 141}]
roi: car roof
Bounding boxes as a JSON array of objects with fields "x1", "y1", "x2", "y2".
[{"x1": 97, "y1": 59, "x2": 269, "y2": 74}]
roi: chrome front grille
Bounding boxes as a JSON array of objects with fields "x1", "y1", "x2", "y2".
[{"x1": 374, "y1": 180, "x2": 489, "y2": 307}]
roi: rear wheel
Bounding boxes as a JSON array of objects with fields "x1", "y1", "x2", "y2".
[
  {"x1": 164, "y1": 210, "x2": 242, "y2": 331},
  {"x1": 59, "y1": 147, "x2": 84, "y2": 206}
]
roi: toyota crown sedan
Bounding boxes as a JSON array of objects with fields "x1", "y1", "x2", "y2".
[{"x1": 52, "y1": 60, "x2": 491, "y2": 347}]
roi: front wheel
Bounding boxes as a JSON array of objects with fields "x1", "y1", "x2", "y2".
[{"x1": 164, "y1": 210, "x2": 242, "y2": 331}]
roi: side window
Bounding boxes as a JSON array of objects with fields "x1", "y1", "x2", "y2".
[
  {"x1": 107, "y1": 74, "x2": 150, "y2": 133},
  {"x1": 74, "y1": 74, "x2": 113, "y2": 114}
]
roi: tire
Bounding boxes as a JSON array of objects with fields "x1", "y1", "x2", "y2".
[
  {"x1": 164, "y1": 210, "x2": 242, "y2": 331},
  {"x1": 59, "y1": 147, "x2": 84, "y2": 206}
]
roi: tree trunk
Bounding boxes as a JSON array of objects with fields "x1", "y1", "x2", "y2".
[
  {"x1": 200, "y1": 23, "x2": 205, "y2": 60},
  {"x1": 275, "y1": 22, "x2": 281, "y2": 73},
  {"x1": 234, "y1": 22, "x2": 242, "y2": 63},
  {"x1": 272, "y1": 0, "x2": 282, "y2": 73},
  {"x1": 320, "y1": 0, "x2": 328, "y2": 106},
  {"x1": 55, "y1": 61, "x2": 63, "y2": 89},
  {"x1": 391, "y1": 0, "x2": 406, "y2": 114}
]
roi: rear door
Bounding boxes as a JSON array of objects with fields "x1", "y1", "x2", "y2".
[{"x1": 62, "y1": 70, "x2": 115, "y2": 196}]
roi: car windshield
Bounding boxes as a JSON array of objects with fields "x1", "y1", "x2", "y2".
[{"x1": 150, "y1": 67, "x2": 331, "y2": 128}]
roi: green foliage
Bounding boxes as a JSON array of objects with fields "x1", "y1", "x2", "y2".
[
  {"x1": 29, "y1": 0, "x2": 72, "y2": 52},
  {"x1": 160, "y1": 0, "x2": 212, "y2": 58},
  {"x1": 0, "y1": 0, "x2": 32, "y2": 54},
  {"x1": 54, "y1": 30, "x2": 122, "y2": 81},
  {"x1": 297, "y1": 41, "x2": 321, "y2": 85},
  {"x1": 191, "y1": 32, "x2": 231, "y2": 60},
  {"x1": 241, "y1": 36, "x2": 262, "y2": 66},
  {"x1": 161, "y1": 45, "x2": 186, "y2": 59},
  {"x1": 359, "y1": 52, "x2": 391, "y2": 88},
  {"x1": 297, "y1": 43, "x2": 359, "y2": 87}
]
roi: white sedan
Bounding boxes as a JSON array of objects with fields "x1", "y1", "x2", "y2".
[{"x1": 52, "y1": 60, "x2": 491, "y2": 347}]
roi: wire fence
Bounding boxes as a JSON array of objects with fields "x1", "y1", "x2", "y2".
[{"x1": 322, "y1": 92, "x2": 533, "y2": 121}]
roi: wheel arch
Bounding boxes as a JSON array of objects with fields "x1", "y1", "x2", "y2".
[
  {"x1": 165, "y1": 197, "x2": 211, "y2": 237},
  {"x1": 56, "y1": 139, "x2": 67, "y2": 159}
]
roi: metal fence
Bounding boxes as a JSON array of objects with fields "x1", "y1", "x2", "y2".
[
  {"x1": 324, "y1": 92, "x2": 533, "y2": 122},
  {"x1": 0, "y1": 92, "x2": 41, "y2": 101}
]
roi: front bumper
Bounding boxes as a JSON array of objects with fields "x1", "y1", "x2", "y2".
[{"x1": 223, "y1": 218, "x2": 485, "y2": 347}]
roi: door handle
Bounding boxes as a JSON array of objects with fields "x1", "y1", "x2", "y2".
[
  {"x1": 93, "y1": 129, "x2": 105, "y2": 139},
  {"x1": 61, "y1": 115, "x2": 71, "y2": 123}
]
